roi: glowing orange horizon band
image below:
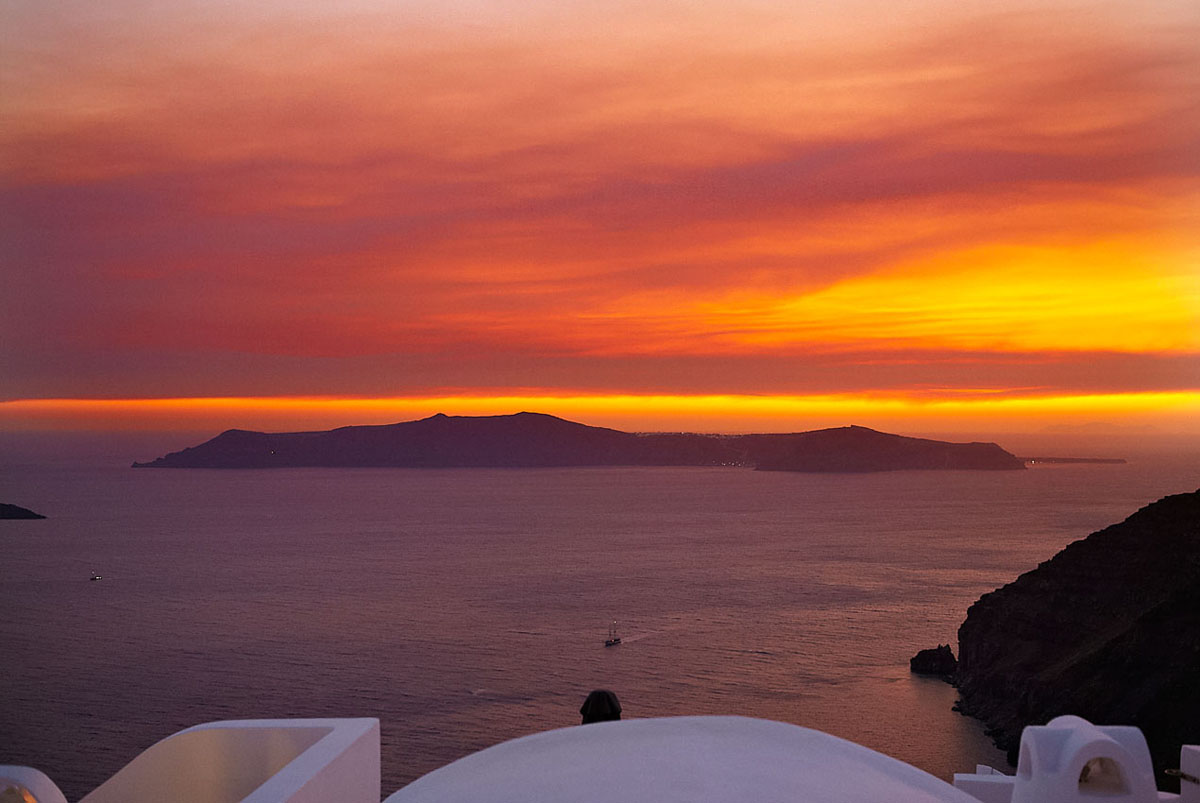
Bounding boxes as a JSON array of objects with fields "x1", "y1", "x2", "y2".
[{"x1": 3, "y1": 392, "x2": 1199, "y2": 433}]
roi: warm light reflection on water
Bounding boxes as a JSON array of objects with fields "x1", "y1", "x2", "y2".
[{"x1": 1, "y1": 453, "x2": 1197, "y2": 798}]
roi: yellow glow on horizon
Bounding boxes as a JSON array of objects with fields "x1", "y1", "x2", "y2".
[
  {"x1": 4, "y1": 391, "x2": 1199, "y2": 435},
  {"x1": 678, "y1": 241, "x2": 1200, "y2": 355}
]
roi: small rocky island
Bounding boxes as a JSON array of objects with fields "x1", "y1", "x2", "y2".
[
  {"x1": 909, "y1": 644, "x2": 958, "y2": 677},
  {"x1": 950, "y1": 489, "x2": 1200, "y2": 788},
  {"x1": 132, "y1": 412, "x2": 1026, "y2": 472},
  {"x1": 1, "y1": 503, "x2": 46, "y2": 519}
]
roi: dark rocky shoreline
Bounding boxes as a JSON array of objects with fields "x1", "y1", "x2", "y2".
[{"x1": 919, "y1": 489, "x2": 1200, "y2": 791}]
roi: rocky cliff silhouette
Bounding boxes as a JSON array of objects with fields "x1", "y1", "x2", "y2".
[
  {"x1": 955, "y1": 489, "x2": 1200, "y2": 789},
  {"x1": 132, "y1": 412, "x2": 1025, "y2": 471},
  {"x1": 1, "y1": 503, "x2": 46, "y2": 519}
]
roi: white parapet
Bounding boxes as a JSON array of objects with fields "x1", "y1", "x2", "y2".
[
  {"x1": 953, "y1": 716, "x2": 1199, "y2": 803},
  {"x1": 1178, "y1": 745, "x2": 1200, "y2": 803},
  {"x1": 952, "y1": 765, "x2": 1016, "y2": 803},
  {"x1": 0, "y1": 766, "x2": 69, "y2": 803},
  {"x1": 2, "y1": 718, "x2": 378, "y2": 803}
]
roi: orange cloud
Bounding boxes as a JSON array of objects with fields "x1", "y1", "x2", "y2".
[{"x1": 2, "y1": 1, "x2": 1197, "y2": 420}]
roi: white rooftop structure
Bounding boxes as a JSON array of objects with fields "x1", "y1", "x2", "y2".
[
  {"x1": 2, "y1": 718, "x2": 379, "y2": 803},
  {"x1": 953, "y1": 715, "x2": 1200, "y2": 803},
  {"x1": 385, "y1": 715, "x2": 979, "y2": 803},
  {"x1": 3, "y1": 715, "x2": 1196, "y2": 802}
]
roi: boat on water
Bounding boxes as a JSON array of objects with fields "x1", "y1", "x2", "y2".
[{"x1": 604, "y1": 621, "x2": 621, "y2": 647}]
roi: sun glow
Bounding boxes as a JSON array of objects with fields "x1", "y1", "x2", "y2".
[
  {"x1": 4, "y1": 392, "x2": 1199, "y2": 436},
  {"x1": 704, "y1": 241, "x2": 1200, "y2": 354}
]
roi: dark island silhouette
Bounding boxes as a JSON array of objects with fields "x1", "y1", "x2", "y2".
[
  {"x1": 1, "y1": 503, "x2": 46, "y2": 519},
  {"x1": 951, "y1": 488, "x2": 1200, "y2": 792},
  {"x1": 132, "y1": 412, "x2": 1025, "y2": 471}
]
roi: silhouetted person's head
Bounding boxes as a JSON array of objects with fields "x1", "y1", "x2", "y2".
[{"x1": 580, "y1": 689, "x2": 621, "y2": 724}]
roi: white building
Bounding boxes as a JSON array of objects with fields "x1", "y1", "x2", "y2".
[{"x1": 3, "y1": 715, "x2": 1196, "y2": 802}]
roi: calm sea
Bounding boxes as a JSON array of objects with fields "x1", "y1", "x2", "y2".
[{"x1": 2, "y1": 442, "x2": 1197, "y2": 799}]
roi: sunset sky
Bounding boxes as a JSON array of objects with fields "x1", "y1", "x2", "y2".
[{"x1": 2, "y1": 0, "x2": 1198, "y2": 436}]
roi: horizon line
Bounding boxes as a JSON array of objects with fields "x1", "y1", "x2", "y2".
[{"x1": 3, "y1": 391, "x2": 1199, "y2": 436}]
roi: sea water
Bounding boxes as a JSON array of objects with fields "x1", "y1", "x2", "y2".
[{"x1": 1, "y1": 446, "x2": 1197, "y2": 799}]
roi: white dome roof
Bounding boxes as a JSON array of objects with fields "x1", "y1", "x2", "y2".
[{"x1": 385, "y1": 716, "x2": 980, "y2": 803}]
